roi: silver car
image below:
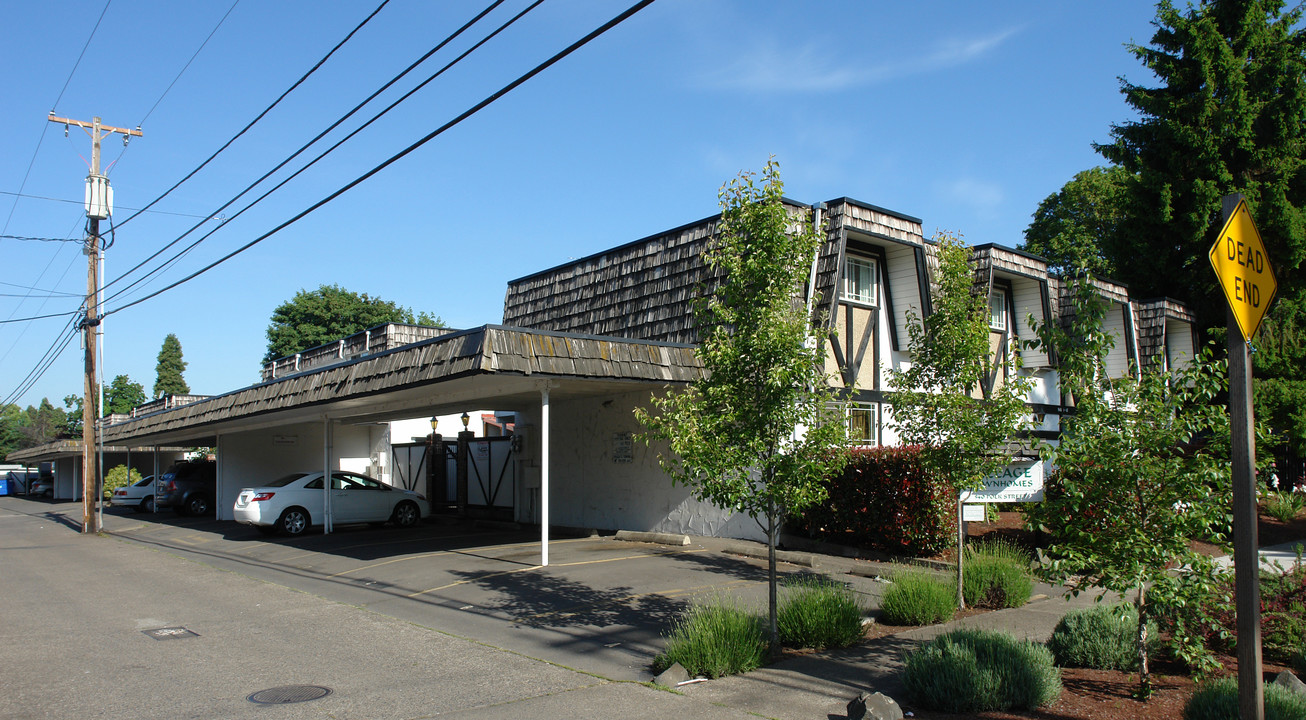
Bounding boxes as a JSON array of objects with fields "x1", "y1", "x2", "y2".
[{"x1": 234, "y1": 471, "x2": 428, "y2": 536}]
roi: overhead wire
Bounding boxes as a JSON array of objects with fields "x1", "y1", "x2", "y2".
[
  {"x1": 103, "y1": 0, "x2": 658, "y2": 319},
  {"x1": 0, "y1": 190, "x2": 220, "y2": 221},
  {"x1": 101, "y1": 0, "x2": 525, "y2": 305},
  {"x1": 1, "y1": 0, "x2": 111, "y2": 240},
  {"x1": 110, "y1": 0, "x2": 393, "y2": 232},
  {"x1": 137, "y1": 0, "x2": 240, "y2": 129}
]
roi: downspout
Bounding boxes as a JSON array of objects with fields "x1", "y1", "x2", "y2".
[{"x1": 804, "y1": 202, "x2": 826, "y2": 330}]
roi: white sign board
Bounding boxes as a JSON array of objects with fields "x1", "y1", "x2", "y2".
[
  {"x1": 961, "y1": 462, "x2": 1044, "y2": 503},
  {"x1": 962, "y1": 503, "x2": 986, "y2": 522}
]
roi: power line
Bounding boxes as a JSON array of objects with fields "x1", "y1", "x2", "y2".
[
  {"x1": 0, "y1": 319, "x2": 80, "y2": 407},
  {"x1": 137, "y1": 0, "x2": 240, "y2": 128},
  {"x1": 0, "y1": 190, "x2": 222, "y2": 221},
  {"x1": 53, "y1": 0, "x2": 112, "y2": 110},
  {"x1": 0, "y1": 234, "x2": 81, "y2": 243},
  {"x1": 111, "y1": 0, "x2": 392, "y2": 232},
  {"x1": 0, "y1": 281, "x2": 81, "y2": 297},
  {"x1": 104, "y1": 0, "x2": 658, "y2": 319},
  {"x1": 1, "y1": 0, "x2": 111, "y2": 240},
  {"x1": 102, "y1": 0, "x2": 526, "y2": 305}
]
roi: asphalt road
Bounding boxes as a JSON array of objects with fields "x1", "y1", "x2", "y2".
[{"x1": 0, "y1": 496, "x2": 898, "y2": 719}]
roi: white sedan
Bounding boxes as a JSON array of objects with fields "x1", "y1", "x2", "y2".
[
  {"x1": 110, "y1": 475, "x2": 157, "y2": 512},
  {"x1": 234, "y1": 471, "x2": 428, "y2": 537}
]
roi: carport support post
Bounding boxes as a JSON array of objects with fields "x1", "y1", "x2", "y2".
[
  {"x1": 323, "y1": 417, "x2": 334, "y2": 534},
  {"x1": 456, "y1": 430, "x2": 471, "y2": 515},
  {"x1": 540, "y1": 385, "x2": 550, "y2": 567}
]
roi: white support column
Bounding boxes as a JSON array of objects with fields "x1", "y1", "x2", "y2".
[
  {"x1": 213, "y1": 434, "x2": 221, "y2": 519},
  {"x1": 323, "y1": 416, "x2": 333, "y2": 534},
  {"x1": 540, "y1": 385, "x2": 550, "y2": 567}
]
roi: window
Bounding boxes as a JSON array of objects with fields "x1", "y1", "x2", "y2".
[
  {"x1": 989, "y1": 288, "x2": 1008, "y2": 331},
  {"x1": 843, "y1": 255, "x2": 879, "y2": 306},
  {"x1": 847, "y1": 402, "x2": 879, "y2": 446}
]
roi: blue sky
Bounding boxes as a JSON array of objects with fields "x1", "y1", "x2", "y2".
[{"x1": 1, "y1": 0, "x2": 1161, "y2": 409}]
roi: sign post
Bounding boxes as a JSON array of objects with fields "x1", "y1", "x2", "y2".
[{"x1": 1210, "y1": 194, "x2": 1275, "y2": 720}]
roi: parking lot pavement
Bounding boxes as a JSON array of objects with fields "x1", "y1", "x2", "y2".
[
  {"x1": 4, "y1": 496, "x2": 895, "y2": 687},
  {"x1": 0, "y1": 497, "x2": 780, "y2": 720}
]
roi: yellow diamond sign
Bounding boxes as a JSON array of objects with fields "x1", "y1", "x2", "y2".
[{"x1": 1209, "y1": 199, "x2": 1277, "y2": 341}]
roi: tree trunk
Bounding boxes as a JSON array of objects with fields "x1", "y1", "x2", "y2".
[
  {"x1": 766, "y1": 504, "x2": 780, "y2": 660},
  {"x1": 1137, "y1": 586, "x2": 1151, "y2": 699}
]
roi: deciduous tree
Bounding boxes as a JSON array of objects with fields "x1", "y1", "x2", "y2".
[
  {"x1": 264, "y1": 284, "x2": 444, "y2": 362},
  {"x1": 636, "y1": 159, "x2": 849, "y2": 656},
  {"x1": 888, "y1": 232, "x2": 1032, "y2": 609},
  {"x1": 1024, "y1": 274, "x2": 1233, "y2": 697}
]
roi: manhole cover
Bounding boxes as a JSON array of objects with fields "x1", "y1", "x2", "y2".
[
  {"x1": 142, "y1": 627, "x2": 199, "y2": 641},
  {"x1": 248, "y1": 685, "x2": 332, "y2": 705}
]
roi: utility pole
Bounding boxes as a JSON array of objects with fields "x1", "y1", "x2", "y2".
[{"x1": 48, "y1": 113, "x2": 141, "y2": 534}]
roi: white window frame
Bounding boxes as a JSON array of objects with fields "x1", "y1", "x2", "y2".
[
  {"x1": 842, "y1": 255, "x2": 879, "y2": 307},
  {"x1": 989, "y1": 287, "x2": 1008, "y2": 331},
  {"x1": 846, "y1": 402, "x2": 879, "y2": 446}
]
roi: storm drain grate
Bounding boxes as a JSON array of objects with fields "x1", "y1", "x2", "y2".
[
  {"x1": 248, "y1": 685, "x2": 332, "y2": 705},
  {"x1": 142, "y1": 627, "x2": 199, "y2": 641}
]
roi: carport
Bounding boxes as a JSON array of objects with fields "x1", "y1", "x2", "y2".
[{"x1": 97, "y1": 325, "x2": 706, "y2": 565}]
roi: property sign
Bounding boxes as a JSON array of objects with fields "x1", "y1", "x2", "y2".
[
  {"x1": 1209, "y1": 198, "x2": 1277, "y2": 341},
  {"x1": 961, "y1": 462, "x2": 1044, "y2": 503}
]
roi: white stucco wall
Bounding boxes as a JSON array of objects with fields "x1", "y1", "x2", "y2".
[
  {"x1": 514, "y1": 389, "x2": 764, "y2": 542},
  {"x1": 213, "y1": 421, "x2": 379, "y2": 520}
]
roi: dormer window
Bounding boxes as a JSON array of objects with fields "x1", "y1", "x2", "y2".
[
  {"x1": 989, "y1": 287, "x2": 1008, "y2": 331},
  {"x1": 843, "y1": 255, "x2": 879, "y2": 307}
]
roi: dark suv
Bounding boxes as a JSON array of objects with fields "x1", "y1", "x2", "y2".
[{"x1": 156, "y1": 460, "x2": 217, "y2": 516}]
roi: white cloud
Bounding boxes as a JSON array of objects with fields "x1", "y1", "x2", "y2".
[{"x1": 700, "y1": 26, "x2": 1023, "y2": 94}]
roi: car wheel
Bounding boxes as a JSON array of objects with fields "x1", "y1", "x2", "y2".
[
  {"x1": 392, "y1": 500, "x2": 420, "y2": 528},
  {"x1": 256, "y1": 525, "x2": 279, "y2": 537},
  {"x1": 279, "y1": 507, "x2": 310, "y2": 536},
  {"x1": 141, "y1": 496, "x2": 154, "y2": 513},
  {"x1": 185, "y1": 494, "x2": 210, "y2": 517},
  {"x1": 41, "y1": 489, "x2": 52, "y2": 499}
]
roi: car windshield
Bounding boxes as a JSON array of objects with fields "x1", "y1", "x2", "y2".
[{"x1": 265, "y1": 473, "x2": 309, "y2": 488}]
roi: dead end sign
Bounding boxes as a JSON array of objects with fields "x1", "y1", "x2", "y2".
[{"x1": 1209, "y1": 198, "x2": 1277, "y2": 341}]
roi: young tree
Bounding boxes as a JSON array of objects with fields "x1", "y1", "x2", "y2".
[
  {"x1": 1024, "y1": 274, "x2": 1232, "y2": 697},
  {"x1": 636, "y1": 159, "x2": 850, "y2": 656},
  {"x1": 887, "y1": 232, "x2": 1033, "y2": 609},
  {"x1": 153, "y1": 333, "x2": 190, "y2": 398},
  {"x1": 264, "y1": 284, "x2": 445, "y2": 362}
]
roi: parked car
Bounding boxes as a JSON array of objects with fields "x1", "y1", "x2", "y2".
[
  {"x1": 156, "y1": 460, "x2": 217, "y2": 516},
  {"x1": 234, "y1": 471, "x2": 428, "y2": 537},
  {"x1": 29, "y1": 476, "x2": 54, "y2": 498},
  {"x1": 110, "y1": 475, "x2": 157, "y2": 512}
]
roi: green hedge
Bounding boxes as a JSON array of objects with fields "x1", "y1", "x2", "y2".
[
  {"x1": 903, "y1": 629, "x2": 1061, "y2": 713},
  {"x1": 793, "y1": 446, "x2": 956, "y2": 556}
]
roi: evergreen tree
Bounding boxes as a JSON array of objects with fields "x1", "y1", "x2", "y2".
[
  {"x1": 1095, "y1": 0, "x2": 1306, "y2": 330},
  {"x1": 154, "y1": 333, "x2": 190, "y2": 398},
  {"x1": 1022, "y1": 166, "x2": 1131, "y2": 278}
]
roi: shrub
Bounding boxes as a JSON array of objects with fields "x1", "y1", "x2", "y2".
[
  {"x1": 1263, "y1": 490, "x2": 1306, "y2": 523},
  {"x1": 793, "y1": 446, "x2": 956, "y2": 557},
  {"x1": 903, "y1": 628, "x2": 1061, "y2": 713},
  {"x1": 1184, "y1": 677, "x2": 1306, "y2": 720},
  {"x1": 880, "y1": 568, "x2": 956, "y2": 625},
  {"x1": 652, "y1": 596, "x2": 767, "y2": 679},
  {"x1": 963, "y1": 538, "x2": 1034, "y2": 609},
  {"x1": 1047, "y1": 602, "x2": 1154, "y2": 671},
  {"x1": 777, "y1": 575, "x2": 865, "y2": 649},
  {"x1": 1207, "y1": 554, "x2": 1306, "y2": 667},
  {"x1": 1294, "y1": 645, "x2": 1306, "y2": 674},
  {"x1": 103, "y1": 465, "x2": 141, "y2": 500}
]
